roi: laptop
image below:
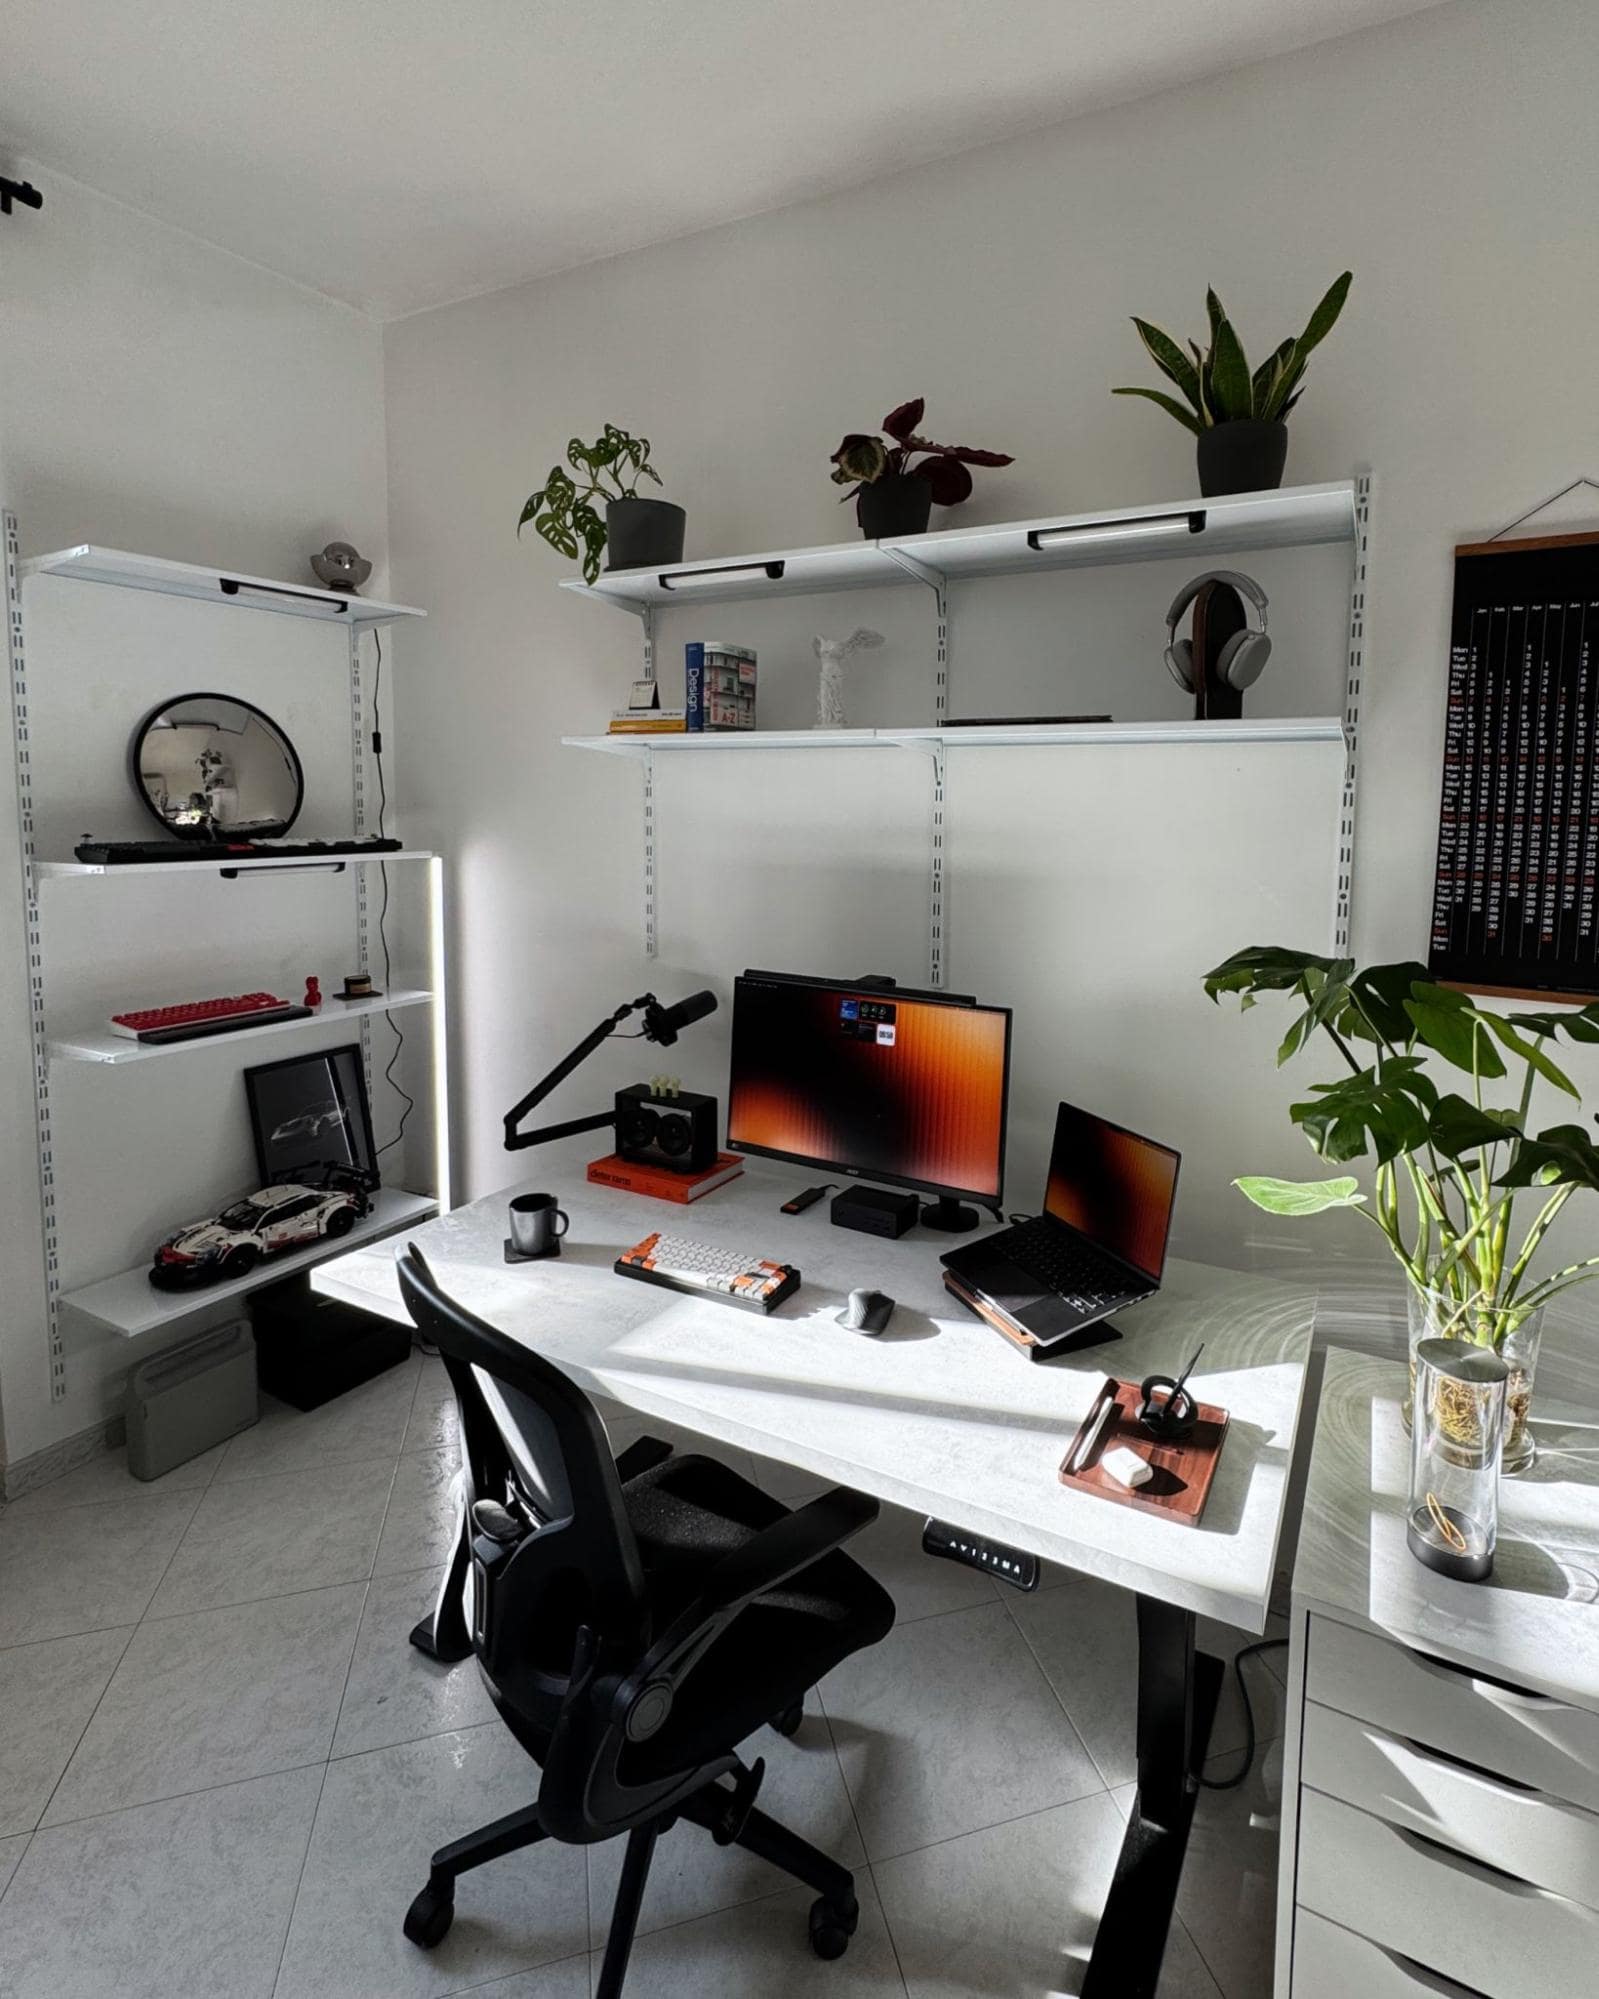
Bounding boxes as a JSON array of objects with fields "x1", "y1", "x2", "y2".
[{"x1": 940, "y1": 1100, "x2": 1181, "y2": 1359}]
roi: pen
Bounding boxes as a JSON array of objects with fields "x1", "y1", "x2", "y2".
[
  {"x1": 1069, "y1": 1388, "x2": 1117, "y2": 1474},
  {"x1": 1168, "y1": 1343, "x2": 1204, "y2": 1411}
]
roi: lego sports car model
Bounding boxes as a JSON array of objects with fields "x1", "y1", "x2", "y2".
[{"x1": 149, "y1": 1181, "x2": 369, "y2": 1289}]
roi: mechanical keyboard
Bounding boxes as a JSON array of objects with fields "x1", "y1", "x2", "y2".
[
  {"x1": 110, "y1": 992, "x2": 311, "y2": 1043},
  {"x1": 614, "y1": 1231, "x2": 800, "y2": 1314},
  {"x1": 73, "y1": 836, "x2": 403, "y2": 866}
]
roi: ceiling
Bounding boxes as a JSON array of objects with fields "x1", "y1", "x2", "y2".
[{"x1": 3, "y1": 0, "x2": 1445, "y2": 320}]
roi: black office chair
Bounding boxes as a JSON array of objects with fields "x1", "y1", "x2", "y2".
[{"x1": 394, "y1": 1245, "x2": 896, "y2": 1997}]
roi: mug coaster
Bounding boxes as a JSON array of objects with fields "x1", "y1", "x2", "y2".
[{"x1": 504, "y1": 1237, "x2": 561, "y2": 1265}]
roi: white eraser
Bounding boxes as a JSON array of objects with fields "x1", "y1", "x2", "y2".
[{"x1": 1101, "y1": 1445, "x2": 1153, "y2": 1490}]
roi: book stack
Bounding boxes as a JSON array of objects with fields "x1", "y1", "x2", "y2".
[{"x1": 607, "y1": 706, "x2": 687, "y2": 735}]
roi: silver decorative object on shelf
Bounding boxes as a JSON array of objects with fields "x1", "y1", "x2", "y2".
[
  {"x1": 311, "y1": 541, "x2": 372, "y2": 593},
  {"x1": 812, "y1": 628, "x2": 884, "y2": 728}
]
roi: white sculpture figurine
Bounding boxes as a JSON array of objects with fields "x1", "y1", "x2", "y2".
[{"x1": 813, "y1": 628, "x2": 885, "y2": 728}]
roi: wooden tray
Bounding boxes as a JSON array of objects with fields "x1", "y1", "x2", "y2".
[{"x1": 1058, "y1": 1376, "x2": 1228, "y2": 1525}]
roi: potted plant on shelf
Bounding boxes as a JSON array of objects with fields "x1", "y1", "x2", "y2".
[
  {"x1": 1204, "y1": 946, "x2": 1599, "y2": 1473},
  {"x1": 518, "y1": 425, "x2": 684, "y2": 585},
  {"x1": 830, "y1": 399, "x2": 1013, "y2": 539},
  {"x1": 1114, "y1": 273, "x2": 1352, "y2": 497}
]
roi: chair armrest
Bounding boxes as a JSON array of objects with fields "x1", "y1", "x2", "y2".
[
  {"x1": 610, "y1": 1485, "x2": 879, "y2": 1734},
  {"x1": 613, "y1": 1435, "x2": 674, "y2": 1482}
]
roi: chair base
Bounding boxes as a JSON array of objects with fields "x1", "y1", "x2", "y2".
[{"x1": 404, "y1": 1763, "x2": 859, "y2": 1999}]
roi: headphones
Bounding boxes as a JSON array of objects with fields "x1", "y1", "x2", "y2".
[{"x1": 1164, "y1": 570, "x2": 1272, "y2": 692}]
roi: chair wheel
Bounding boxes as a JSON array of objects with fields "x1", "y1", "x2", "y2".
[
  {"x1": 808, "y1": 1892, "x2": 859, "y2": 1961},
  {"x1": 403, "y1": 1884, "x2": 454, "y2": 1949},
  {"x1": 771, "y1": 1702, "x2": 804, "y2": 1739}
]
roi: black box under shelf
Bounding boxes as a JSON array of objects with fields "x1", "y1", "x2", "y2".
[{"x1": 248, "y1": 1273, "x2": 412, "y2": 1411}]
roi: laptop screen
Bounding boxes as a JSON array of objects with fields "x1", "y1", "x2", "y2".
[{"x1": 1043, "y1": 1102, "x2": 1181, "y2": 1284}]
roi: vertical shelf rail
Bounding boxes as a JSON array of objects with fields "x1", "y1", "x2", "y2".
[
  {"x1": 349, "y1": 623, "x2": 374, "y2": 1094},
  {"x1": 1335, "y1": 472, "x2": 1372, "y2": 953},
  {"x1": 6, "y1": 510, "x2": 66, "y2": 1401},
  {"x1": 641, "y1": 747, "x2": 657, "y2": 959},
  {"x1": 884, "y1": 545, "x2": 951, "y2": 986}
]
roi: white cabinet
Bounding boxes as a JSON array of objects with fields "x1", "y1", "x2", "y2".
[{"x1": 1279, "y1": 1351, "x2": 1599, "y2": 1998}]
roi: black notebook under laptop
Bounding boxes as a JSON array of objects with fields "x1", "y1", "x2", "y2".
[{"x1": 941, "y1": 1101, "x2": 1180, "y2": 1359}]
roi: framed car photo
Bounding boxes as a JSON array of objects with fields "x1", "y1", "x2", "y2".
[{"x1": 244, "y1": 1043, "x2": 378, "y2": 1188}]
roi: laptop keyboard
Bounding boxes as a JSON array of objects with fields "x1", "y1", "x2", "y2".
[{"x1": 1006, "y1": 1219, "x2": 1147, "y2": 1311}]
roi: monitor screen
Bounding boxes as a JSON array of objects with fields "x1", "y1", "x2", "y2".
[
  {"x1": 727, "y1": 972, "x2": 1011, "y2": 1201},
  {"x1": 1043, "y1": 1101, "x2": 1180, "y2": 1284}
]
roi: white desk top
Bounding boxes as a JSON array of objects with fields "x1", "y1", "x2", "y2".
[
  {"x1": 1294, "y1": 1348, "x2": 1599, "y2": 1709},
  {"x1": 314, "y1": 1143, "x2": 1317, "y2": 1631}
]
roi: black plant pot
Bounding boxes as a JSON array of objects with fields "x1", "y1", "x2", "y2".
[
  {"x1": 1196, "y1": 421, "x2": 1289, "y2": 498},
  {"x1": 856, "y1": 473, "x2": 933, "y2": 540},
  {"x1": 605, "y1": 497, "x2": 686, "y2": 573}
]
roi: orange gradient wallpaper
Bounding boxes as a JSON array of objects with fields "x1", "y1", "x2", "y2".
[
  {"x1": 727, "y1": 979, "x2": 1009, "y2": 1197},
  {"x1": 1044, "y1": 1104, "x2": 1179, "y2": 1281}
]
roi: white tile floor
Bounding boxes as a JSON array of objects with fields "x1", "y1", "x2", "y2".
[{"x1": 0, "y1": 1351, "x2": 1286, "y2": 1998}]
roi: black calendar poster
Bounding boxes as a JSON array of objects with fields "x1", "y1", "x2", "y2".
[{"x1": 1428, "y1": 532, "x2": 1599, "y2": 999}]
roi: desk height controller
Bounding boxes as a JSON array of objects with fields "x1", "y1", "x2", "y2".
[{"x1": 921, "y1": 1518, "x2": 1040, "y2": 1592}]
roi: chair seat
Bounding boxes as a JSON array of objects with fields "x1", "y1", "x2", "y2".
[{"x1": 618, "y1": 1452, "x2": 895, "y2": 1776}]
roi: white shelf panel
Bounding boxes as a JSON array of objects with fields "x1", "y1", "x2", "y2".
[
  {"x1": 565, "y1": 717, "x2": 1345, "y2": 757},
  {"x1": 24, "y1": 545, "x2": 425, "y2": 627},
  {"x1": 559, "y1": 480, "x2": 1358, "y2": 611},
  {"x1": 61, "y1": 1188, "x2": 439, "y2": 1339},
  {"x1": 48, "y1": 989, "x2": 434, "y2": 1067},
  {"x1": 36, "y1": 847, "x2": 437, "y2": 880}
]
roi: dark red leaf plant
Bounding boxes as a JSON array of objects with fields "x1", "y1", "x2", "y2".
[{"x1": 829, "y1": 398, "x2": 1014, "y2": 511}]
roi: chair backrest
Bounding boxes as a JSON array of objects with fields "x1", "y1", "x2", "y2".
[{"x1": 397, "y1": 1245, "x2": 734, "y2": 1840}]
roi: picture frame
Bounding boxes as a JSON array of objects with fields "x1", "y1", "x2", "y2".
[{"x1": 244, "y1": 1043, "x2": 378, "y2": 1189}]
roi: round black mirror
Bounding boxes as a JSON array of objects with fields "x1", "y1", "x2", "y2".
[{"x1": 129, "y1": 693, "x2": 304, "y2": 840}]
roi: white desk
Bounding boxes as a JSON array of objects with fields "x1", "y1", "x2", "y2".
[{"x1": 316, "y1": 1140, "x2": 1317, "y2": 1996}]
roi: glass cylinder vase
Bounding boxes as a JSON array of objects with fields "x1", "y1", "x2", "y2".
[
  {"x1": 1403, "y1": 1285, "x2": 1543, "y2": 1475},
  {"x1": 1407, "y1": 1338, "x2": 1509, "y2": 1583}
]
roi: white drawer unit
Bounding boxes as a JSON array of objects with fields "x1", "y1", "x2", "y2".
[
  {"x1": 1301, "y1": 1699, "x2": 1599, "y2": 1909},
  {"x1": 1280, "y1": 1353, "x2": 1599, "y2": 1999},
  {"x1": 1308, "y1": 1616, "x2": 1599, "y2": 1814},
  {"x1": 1297, "y1": 1788, "x2": 1599, "y2": 1999},
  {"x1": 1291, "y1": 1911, "x2": 1489, "y2": 1999}
]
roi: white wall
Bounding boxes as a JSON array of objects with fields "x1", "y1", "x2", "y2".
[
  {"x1": 0, "y1": 165, "x2": 391, "y2": 1471},
  {"x1": 382, "y1": 0, "x2": 1599, "y2": 1338}
]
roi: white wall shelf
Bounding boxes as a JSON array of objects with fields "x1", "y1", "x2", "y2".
[
  {"x1": 6, "y1": 511, "x2": 451, "y2": 1401},
  {"x1": 566, "y1": 717, "x2": 1346, "y2": 758},
  {"x1": 24, "y1": 545, "x2": 426, "y2": 627},
  {"x1": 36, "y1": 847, "x2": 437, "y2": 881},
  {"x1": 48, "y1": 988, "x2": 435, "y2": 1067},
  {"x1": 61, "y1": 1188, "x2": 440, "y2": 1339},
  {"x1": 558, "y1": 473, "x2": 1371, "y2": 985},
  {"x1": 560, "y1": 480, "x2": 1358, "y2": 612}
]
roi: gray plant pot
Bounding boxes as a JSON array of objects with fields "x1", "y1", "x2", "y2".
[
  {"x1": 605, "y1": 498, "x2": 686, "y2": 573},
  {"x1": 1196, "y1": 421, "x2": 1289, "y2": 498}
]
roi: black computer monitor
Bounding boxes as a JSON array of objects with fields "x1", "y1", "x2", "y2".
[{"x1": 726, "y1": 969, "x2": 1011, "y2": 1227}]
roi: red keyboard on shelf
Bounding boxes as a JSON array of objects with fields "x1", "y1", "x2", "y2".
[{"x1": 110, "y1": 991, "x2": 311, "y2": 1045}]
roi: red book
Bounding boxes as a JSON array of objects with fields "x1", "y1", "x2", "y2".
[{"x1": 586, "y1": 1151, "x2": 745, "y2": 1203}]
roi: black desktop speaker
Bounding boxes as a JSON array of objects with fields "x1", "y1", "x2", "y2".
[{"x1": 614, "y1": 1083, "x2": 719, "y2": 1174}]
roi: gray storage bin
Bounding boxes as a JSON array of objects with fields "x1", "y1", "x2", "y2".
[{"x1": 126, "y1": 1319, "x2": 258, "y2": 1480}]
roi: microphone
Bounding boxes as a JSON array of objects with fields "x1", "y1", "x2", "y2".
[{"x1": 642, "y1": 989, "x2": 718, "y2": 1047}]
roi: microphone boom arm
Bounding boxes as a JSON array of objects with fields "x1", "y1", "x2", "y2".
[{"x1": 502, "y1": 990, "x2": 715, "y2": 1153}]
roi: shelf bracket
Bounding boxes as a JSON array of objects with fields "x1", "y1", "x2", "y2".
[
  {"x1": 1334, "y1": 471, "x2": 1372, "y2": 954},
  {"x1": 350, "y1": 622, "x2": 375, "y2": 1101},
  {"x1": 6, "y1": 508, "x2": 66, "y2": 1402}
]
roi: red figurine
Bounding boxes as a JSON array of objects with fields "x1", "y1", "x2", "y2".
[{"x1": 304, "y1": 976, "x2": 322, "y2": 1010}]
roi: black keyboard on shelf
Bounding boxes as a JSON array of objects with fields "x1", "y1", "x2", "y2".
[
  {"x1": 73, "y1": 837, "x2": 404, "y2": 866},
  {"x1": 1003, "y1": 1218, "x2": 1144, "y2": 1310}
]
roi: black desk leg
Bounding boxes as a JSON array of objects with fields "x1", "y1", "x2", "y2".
[{"x1": 1080, "y1": 1595, "x2": 1223, "y2": 1999}]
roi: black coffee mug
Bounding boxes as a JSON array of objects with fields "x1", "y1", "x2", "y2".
[{"x1": 508, "y1": 1192, "x2": 569, "y2": 1260}]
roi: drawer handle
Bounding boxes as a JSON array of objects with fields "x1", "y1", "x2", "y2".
[
  {"x1": 1408, "y1": 1648, "x2": 1573, "y2": 1713},
  {"x1": 1392, "y1": 1823, "x2": 1543, "y2": 1896},
  {"x1": 1374, "y1": 1940, "x2": 1490, "y2": 1999}
]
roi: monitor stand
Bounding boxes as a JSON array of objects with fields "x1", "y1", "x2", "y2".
[{"x1": 920, "y1": 1195, "x2": 980, "y2": 1232}]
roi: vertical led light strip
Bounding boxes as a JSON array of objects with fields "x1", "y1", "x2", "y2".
[{"x1": 428, "y1": 853, "x2": 452, "y2": 1214}]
